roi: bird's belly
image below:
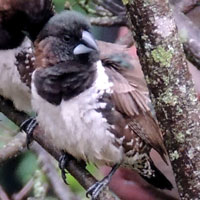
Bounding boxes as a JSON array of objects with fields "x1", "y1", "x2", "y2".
[
  {"x1": 60, "y1": 98, "x2": 123, "y2": 166},
  {"x1": 32, "y1": 85, "x2": 123, "y2": 166}
]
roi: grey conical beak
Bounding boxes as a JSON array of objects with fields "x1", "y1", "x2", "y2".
[{"x1": 73, "y1": 31, "x2": 98, "y2": 55}]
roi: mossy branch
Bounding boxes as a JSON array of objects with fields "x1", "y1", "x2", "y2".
[{"x1": 123, "y1": 0, "x2": 200, "y2": 199}]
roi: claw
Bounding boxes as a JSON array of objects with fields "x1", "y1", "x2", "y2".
[
  {"x1": 86, "y1": 164, "x2": 119, "y2": 200},
  {"x1": 20, "y1": 117, "x2": 38, "y2": 149},
  {"x1": 58, "y1": 152, "x2": 75, "y2": 185},
  {"x1": 86, "y1": 178, "x2": 109, "y2": 200}
]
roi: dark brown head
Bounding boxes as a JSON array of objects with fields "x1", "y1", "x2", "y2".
[{"x1": 34, "y1": 11, "x2": 99, "y2": 68}]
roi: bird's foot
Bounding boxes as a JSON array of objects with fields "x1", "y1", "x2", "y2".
[
  {"x1": 86, "y1": 177, "x2": 110, "y2": 200},
  {"x1": 59, "y1": 152, "x2": 75, "y2": 185},
  {"x1": 86, "y1": 164, "x2": 119, "y2": 200},
  {"x1": 20, "y1": 117, "x2": 38, "y2": 149}
]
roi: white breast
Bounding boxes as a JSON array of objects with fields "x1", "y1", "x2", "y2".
[
  {"x1": 0, "y1": 38, "x2": 31, "y2": 112},
  {"x1": 32, "y1": 61, "x2": 123, "y2": 166}
]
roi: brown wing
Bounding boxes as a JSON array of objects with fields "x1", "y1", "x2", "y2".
[
  {"x1": 102, "y1": 57, "x2": 168, "y2": 164},
  {"x1": 103, "y1": 57, "x2": 150, "y2": 116}
]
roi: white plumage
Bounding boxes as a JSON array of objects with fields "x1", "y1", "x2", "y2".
[
  {"x1": 32, "y1": 60, "x2": 123, "y2": 166},
  {"x1": 0, "y1": 38, "x2": 32, "y2": 112}
]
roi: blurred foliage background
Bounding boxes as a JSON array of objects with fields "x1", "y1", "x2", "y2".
[{"x1": 0, "y1": 0, "x2": 119, "y2": 199}]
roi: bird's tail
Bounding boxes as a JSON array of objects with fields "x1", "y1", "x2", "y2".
[{"x1": 140, "y1": 162, "x2": 173, "y2": 190}]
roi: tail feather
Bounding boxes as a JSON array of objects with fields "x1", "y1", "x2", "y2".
[{"x1": 140, "y1": 162, "x2": 173, "y2": 190}]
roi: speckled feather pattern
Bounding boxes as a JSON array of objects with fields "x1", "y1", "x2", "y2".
[{"x1": 15, "y1": 43, "x2": 35, "y2": 88}]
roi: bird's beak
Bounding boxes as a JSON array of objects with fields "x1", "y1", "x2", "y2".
[{"x1": 73, "y1": 31, "x2": 98, "y2": 55}]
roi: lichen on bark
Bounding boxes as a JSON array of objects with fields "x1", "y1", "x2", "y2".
[
  {"x1": 124, "y1": 0, "x2": 200, "y2": 199},
  {"x1": 151, "y1": 46, "x2": 173, "y2": 67}
]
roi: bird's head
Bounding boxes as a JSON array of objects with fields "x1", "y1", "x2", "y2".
[{"x1": 35, "y1": 11, "x2": 99, "y2": 67}]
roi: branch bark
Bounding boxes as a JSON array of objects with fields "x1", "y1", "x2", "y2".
[
  {"x1": 123, "y1": 0, "x2": 200, "y2": 199},
  {"x1": 12, "y1": 179, "x2": 34, "y2": 200},
  {"x1": 0, "y1": 132, "x2": 26, "y2": 165},
  {"x1": 90, "y1": 16, "x2": 126, "y2": 26},
  {"x1": 172, "y1": 8, "x2": 200, "y2": 70},
  {"x1": 32, "y1": 143, "x2": 80, "y2": 200},
  {"x1": 0, "y1": 96, "x2": 118, "y2": 200},
  {"x1": 0, "y1": 185, "x2": 10, "y2": 200}
]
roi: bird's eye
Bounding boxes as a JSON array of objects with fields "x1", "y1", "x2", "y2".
[{"x1": 63, "y1": 35, "x2": 70, "y2": 42}]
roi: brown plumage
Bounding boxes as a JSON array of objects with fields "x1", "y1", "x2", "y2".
[
  {"x1": 102, "y1": 56, "x2": 168, "y2": 164},
  {"x1": 0, "y1": 0, "x2": 54, "y2": 49},
  {"x1": 15, "y1": 43, "x2": 35, "y2": 88},
  {"x1": 97, "y1": 41, "x2": 168, "y2": 161},
  {"x1": 99, "y1": 52, "x2": 172, "y2": 190}
]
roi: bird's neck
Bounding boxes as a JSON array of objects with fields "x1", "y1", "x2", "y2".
[{"x1": 62, "y1": 61, "x2": 97, "y2": 101}]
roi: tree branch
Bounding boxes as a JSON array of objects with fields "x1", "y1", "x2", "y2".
[
  {"x1": 32, "y1": 143, "x2": 80, "y2": 200},
  {"x1": 172, "y1": 8, "x2": 200, "y2": 70},
  {"x1": 123, "y1": 0, "x2": 200, "y2": 199},
  {"x1": 90, "y1": 16, "x2": 126, "y2": 26},
  {"x1": 12, "y1": 179, "x2": 34, "y2": 200},
  {"x1": 0, "y1": 132, "x2": 26, "y2": 165},
  {"x1": 0, "y1": 96, "x2": 117, "y2": 200},
  {"x1": 0, "y1": 185, "x2": 10, "y2": 200},
  {"x1": 169, "y1": 0, "x2": 200, "y2": 14}
]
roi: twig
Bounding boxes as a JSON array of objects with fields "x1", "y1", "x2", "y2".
[
  {"x1": 90, "y1": 16, "x2": 126, "y2": 26},
  {"x1": 93, "y1": 0, "x2": 124, "y2": 16},
  {"x1": 0, "y1": 185, "x2": 10, "y2": 200},
  {"x1": 32, "y1": 143, "x2": 80, "y2": 200},
  {"x1": 100, "y1": 0, "x2": 124, "y2": 13},
  {"x1": 169, "y1": 0, "x2": 200, "y2": 14},
  {"x1": 0, "y1": 96, "x2": 118, "y2": 200},
  {"x1": 0, "y1": 132, "x2": 26, "y2": 165},
  {"x1": 172, "y1": 9, "x2": 200, "y2": 70},
  {"x1": 77, "y1": 0, "x2": 112, "y2": 17},
  {"x1": 12, "y1": 179, "x2": 34, "y2": 200}
]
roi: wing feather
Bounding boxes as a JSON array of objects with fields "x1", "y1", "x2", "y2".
[{"x1": 102, "y1": 56, "x2": 168, "y2": 164}]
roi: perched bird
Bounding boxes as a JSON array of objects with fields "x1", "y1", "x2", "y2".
[
  {"x1": 0, "y1": 0, "x2": 54, "y2": 112},
  {"x1": 28, "y1": 11, "x2": 172, "y2": 199}
]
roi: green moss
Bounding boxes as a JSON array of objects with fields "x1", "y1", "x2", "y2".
[
  {"x1": 151, "y1": 46, "x2": 173, "y2": 67},
  {"x1": 160, "y1": 88, "x2": 178, "y2": 106},
  {"x1": 176, "y1": 132, "x2": 185, "y2": 143},
  {"x1": 33, "y1": 170, "x2": 47, "y2": 198},
  {"x1": 162, "y1": 75, "x2": 170, "y2": 85},
  {"x1": 121, "y1": 0, "x2": 129, "y2": 5}
]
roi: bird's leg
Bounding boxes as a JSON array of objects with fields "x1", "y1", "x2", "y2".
[
  {"x1": 86, "y1": 164, "x2": 120, "y2": 200},
  {"x1": 20, "y1": 117, "x2": 38, "y2": 149},
  {"x1": 58, "y1": 151, "x2": 76, "y2": 185},
  {"x1": 59, "y1": 151, "x2": 87, "y2": 184}
]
